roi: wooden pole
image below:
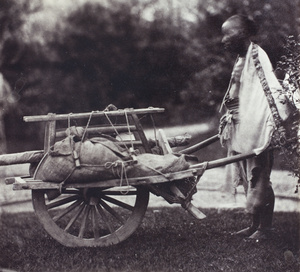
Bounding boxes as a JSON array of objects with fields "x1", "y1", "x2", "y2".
[
  {"x1": 23, "y1": 107, "x2": 165, "y2": 122},
  {"x1": 179, "y1": 134, "x2": 219, "y2": 154},
  {"x1": 189, "y1": 151, "x2": 256, "y2": 170},
  {"x1": 0, "y1": 150, "x2": 44, "y2": 165}
]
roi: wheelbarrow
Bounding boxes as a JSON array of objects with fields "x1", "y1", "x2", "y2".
[{"x1": 4, "y1": 107, "x2": 257, "y2": 247}]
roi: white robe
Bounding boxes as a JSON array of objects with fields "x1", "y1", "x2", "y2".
[
  {"x1": 221, "y1": 43, "x2": 283, "y2": 199},
  {"x1": 230, "y1": 42, "x2": 286, "y2": 155}
]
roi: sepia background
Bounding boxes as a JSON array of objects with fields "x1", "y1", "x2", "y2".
[
  {"x1": 0, "y1": 0, "x2": 298, "y2": 153},
  {"x1": 0, "y1": 1, "x2": 299, "y2": 271}
]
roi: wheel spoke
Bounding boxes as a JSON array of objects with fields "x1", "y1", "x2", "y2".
[
  {"x1": 100, "y1": 200, "x2": 124, "y2": 224},
  {"x1": 78, "y1": 205, "x2": 90, "y2": 238},
  {"x1": 31, "y1": 186, "x2": 149, "y2": 247},
  {"x1": 64, "y1": 202, "x2": 85, "y2": 232},
  {"x1": 95, "y1": 204, "x2": 114, "y2": 234},
  {"x1": 47, "y1": 195, "x2": 79, "y2": 209},
  {"x1": 91, "y1": 206, "x2": 99, "y2": 239},
  {"x1": 53, "y1": 199, "x2": 83, "y2": 222},
  {"x1": 101, "y1": 195, "x2": 134, "y2": 211}
]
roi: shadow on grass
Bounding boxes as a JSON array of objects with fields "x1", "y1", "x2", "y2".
[{"x1": 0, "y1": 208, "x2": 299, "y2": 272}]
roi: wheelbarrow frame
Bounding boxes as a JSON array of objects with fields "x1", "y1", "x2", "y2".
[{"x1": 4, "y1": 107, "x2": 257, "y2": 247}]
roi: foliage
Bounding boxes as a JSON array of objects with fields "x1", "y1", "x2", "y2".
[
  {"x1": 275, "y1": 36, "x2": 300, "y2": 182},
  {"x1": 182, "y1": 0, "x2": 300, "y2": 121},
  {"x1": 0, "y1": 0, "x2": 299, "y2": 150},
  {"x1": 41, "y1": 1, "x2": 199, "y2": 127},
  {"x1": 0, "y1": 1, "x2": 44, "y2": 147},
  {"x1": 0, "y1": 1, "x2": 40, "y2": 61},
  {"x1": 277, "y1": 36, "x2": 300, "y2": 92}
]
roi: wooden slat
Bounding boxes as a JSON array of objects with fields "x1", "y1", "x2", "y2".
[
  {"x1": 157, "y1": 129, "x2": 173, "y2": 154},
  {"x1": 44, "y1": 116, "x2": 56, "y2": 153},
  {"x1": 55, "y1": 125, "x2": 137, "y2": 138},
  {"x1": 24, "y1": 107, "x2": 165, "y2": 122},
  {"x1": 114, "y1": 141, "x2": 143, "y2": 147},
  {"x1": 129, "y1": 113, "x2": 151, "y2": 153},
  {"x1": 14, "y1": 177, "x2": 26, "y2": 184},
  {"x1": 5, "y1": 175, "x2": 32, "y2": 185},
  {"x1": 11, "y1": 168, "x2": 205, "y2": 190}
]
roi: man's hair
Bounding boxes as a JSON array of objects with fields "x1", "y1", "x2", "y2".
[{"x1": 226, "y1": 15, "x2": 258, "y2": 37}]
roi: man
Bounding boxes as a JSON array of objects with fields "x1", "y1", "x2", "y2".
[{"x1": 219, "y1": 15, "x2": 287, "y2": 240}]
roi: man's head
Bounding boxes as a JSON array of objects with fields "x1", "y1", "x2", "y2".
[{"x1": 221, "y1": 15, "x2": 257, "y2": 55}]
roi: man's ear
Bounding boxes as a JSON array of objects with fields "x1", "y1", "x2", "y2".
[{"x1": 239, "y1": 29, "x2": 249, "y2": 39}]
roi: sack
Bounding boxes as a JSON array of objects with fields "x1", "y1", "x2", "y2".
[
  {"x1": 34, "y1": 136, "x2": 129, "y2": 183},
  {"x1": 34, "y1": 136, "x2": 191, "y2": 183},
  {"x1": 126, "y1": 153, "x2": 190, "y2": 178}
]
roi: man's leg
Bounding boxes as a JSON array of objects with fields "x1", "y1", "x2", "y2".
[
  {"x1": 248, "y1": 186, "x2": 275, "y2": 240},
  {"x1": 246, "y1": 151, "x2": 274, "y2": 240},
  {"x1": 232, "y1": 157, "x2": 260, "y2": 236},
  {"x1": 234, "y1": 150, "x2": 274, "y2": 239},
  {"x1": 233, "y1": 212, "x2": 260, "y2": 236}
]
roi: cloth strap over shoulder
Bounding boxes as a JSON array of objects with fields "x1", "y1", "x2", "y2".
[{"x1": 251, "y1": 44, "x2": 288, "y2": 145}]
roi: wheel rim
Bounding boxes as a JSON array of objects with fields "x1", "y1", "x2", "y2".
[{"x1": 32, "y1": 186, "x2": 149, "y2": 247}]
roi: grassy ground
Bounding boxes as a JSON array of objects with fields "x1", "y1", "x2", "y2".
[
  {"x1": 0, "y1": 125, "x2": 299, "y2": 272},
  {"x1": 0, "y1": 207, "x2": 299, "y2": 272}
]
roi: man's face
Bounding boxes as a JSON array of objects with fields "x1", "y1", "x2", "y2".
[{"x1": 221, "y1": 19, "x2": 247, "y2": 53}]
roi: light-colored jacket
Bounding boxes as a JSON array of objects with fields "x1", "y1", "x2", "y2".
[{"x1": 221, "y1": 42, "x2": 291, "y2": 155}]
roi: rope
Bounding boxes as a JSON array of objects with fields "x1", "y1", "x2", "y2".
[
  {"x1": 104, "y1": 111, "x2": 131, "y2": 153},
  {"x1": 137, "y1": 160, "x2": 171, "y2": 180},
  {"x1": 105, "y1": 160, "x2": 131, "y2": 194},
  {"x1": 81, "y1": 111, "x2": 94, "y2": 142},
  {"x1": 58, "y1": 166, "x2": 76, "y2": 193},
  {"x1": 61, "y1": 111, "x2": 95, "y2": 185},
  {"x1": 57, "y1": 108, "x2": 169, "y2": 194},
  {"x1": 119, "y1": 160, "x2": 130, "y2": 194}
]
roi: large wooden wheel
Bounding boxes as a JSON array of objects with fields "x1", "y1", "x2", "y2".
[{"x1": 32, "y1": 185, "x2": 149, "y2": 247}]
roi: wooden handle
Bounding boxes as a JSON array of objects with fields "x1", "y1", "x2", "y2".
[
  {"x1": 179, "y1": 134, "x2": 219, "y2": 154},
  {"x1": 189, "y1": 151, "x2": 256, "y2": 170},
  {"x1": 0, "y1": 150, "x2": 44, "y2": 165}
]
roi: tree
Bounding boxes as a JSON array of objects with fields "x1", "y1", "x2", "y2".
[
  {"x1": 44, "y1": 1, "x2": 198, "y2": 125},
  {"x1": 2, "y1": 0, "x2": 299, "y2": 151},
  {"x1": 0, "y1": 0, "x2": 43, "y2": 151},
  {"x1": 178, "y1": 0, "x2": 300, "y2": 122}
]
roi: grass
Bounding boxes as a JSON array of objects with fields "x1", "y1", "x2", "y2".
[{"x1": 0, "y1": 207, "x2": 299, "y2": 272}]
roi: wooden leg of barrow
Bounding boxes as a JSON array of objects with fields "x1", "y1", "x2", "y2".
[
  {"x1": 169, "y1": 180, "x2": 206, "y2": 220},
  {"x1": 157, "y1": 129, "x2": 206, "y2": 219}
]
